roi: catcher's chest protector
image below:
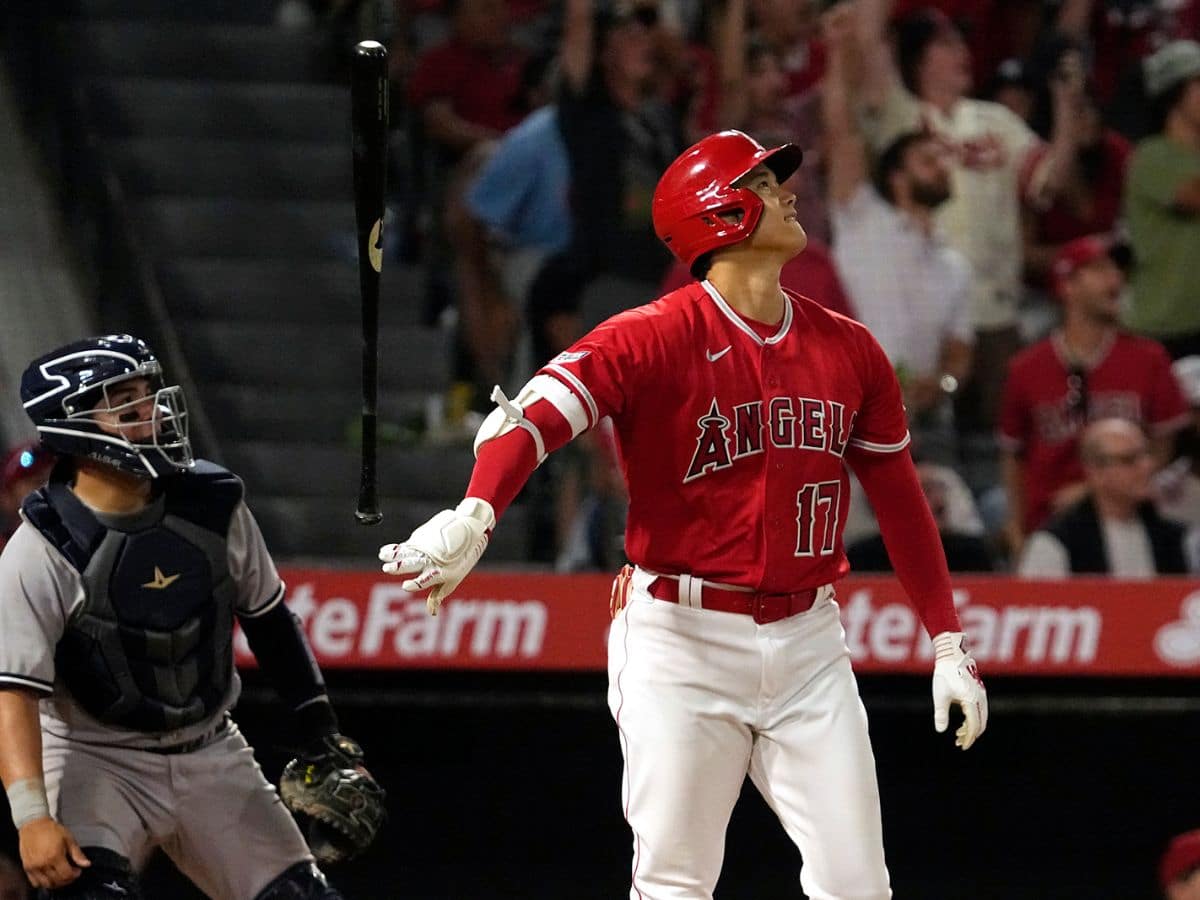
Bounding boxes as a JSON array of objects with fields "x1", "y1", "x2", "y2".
[{"x1": 23, "y1": 462, "x2": 242, "y2": 732}]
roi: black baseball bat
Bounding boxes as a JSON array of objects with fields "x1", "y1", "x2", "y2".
[{"x1": 351, "y1": 40, "x2": 388, "y2": 526}]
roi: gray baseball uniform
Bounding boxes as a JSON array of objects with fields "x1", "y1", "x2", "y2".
[{"x1": 0, "y1": 497, "x2": 312, "y2": 899}]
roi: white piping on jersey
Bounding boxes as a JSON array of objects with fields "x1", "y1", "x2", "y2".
[
  {"x1": 0, "y1": 673, "x2": 54, "y2": 694},
  {"x1": 848, "y1": 432, "x2": 912, "y2": 453},
  {"x1": 240, "y1": 582, "x2": 286, "y2": 619},
  {"x1": 700, "y1": 281, "x2": 793, "y2": 346},
  {"x1": 545, "y1": 364, "x2": 598, "y2": 428},
  {"x1": 22, "y1": 349, "x2": 144, "y2": 409},
  {"x1": 527, "y1": 374, "x2": 590, "y2": 438}
]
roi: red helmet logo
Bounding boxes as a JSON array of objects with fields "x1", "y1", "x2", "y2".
[{"x1": 652, "y1": 130, "x2": 803, "y2": 266}]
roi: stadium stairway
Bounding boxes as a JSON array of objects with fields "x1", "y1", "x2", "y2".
[{"x1": 40, "y1": 2, "x2": 529, "y2": 562}]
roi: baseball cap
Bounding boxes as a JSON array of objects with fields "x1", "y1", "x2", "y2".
[
  {"x1": 1, "y1": 442, "x2": 55, "y2": 492},
  {"x1": 1050, "y1": 234, "x2": 1131, "y2": 296},
  {"x1": 1143, "y1": 40, "x2": 1200, "y2": 98},
  {"x1": 1160, "y1": 829, "x2": 1200, "y2": 888},
  {"x1": 1173, "y1": 356, "x2": 1200, "y2": 408},
  {"x1": 990, "y1": 58, "x2": 1031, "y2": 92}
]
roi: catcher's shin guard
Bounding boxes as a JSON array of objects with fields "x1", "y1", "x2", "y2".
[{"x1": 253, "y1": 862, "x2": 344, "y2": 900}]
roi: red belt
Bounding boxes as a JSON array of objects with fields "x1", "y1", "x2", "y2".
[
  {"x1": 610, "y1": 566, "x2": 822, "y2": 624},
  {"x1": 646, "y1": 578, "x2": 819, "y2": 624}
]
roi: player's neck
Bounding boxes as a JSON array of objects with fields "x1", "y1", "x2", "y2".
[
  {"x1": 706, "y1": 261, "x2": 786, "y2": 325},
  {"x1": 71, "y1": 460, "x2": 153, "y2": 514}
]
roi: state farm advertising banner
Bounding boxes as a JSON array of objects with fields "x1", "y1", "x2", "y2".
[{"x1": 234, "y1": 569, "x2": 1200, "y2": 676}]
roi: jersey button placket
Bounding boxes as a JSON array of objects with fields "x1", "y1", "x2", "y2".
[{"x1": 761, "y1": 351, "x2": 785, "y2": 579}]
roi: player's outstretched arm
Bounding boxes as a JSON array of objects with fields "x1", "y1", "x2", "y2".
[
  {"x1": 379, "y1": 497, "x2": 497, "y2": 615},
  {"x1": 381, "y1": 383, "x2": 578, "y2": 613},
  {"x1": 0, "y1": 688, "x2": 90, "y2": 889},
  {"x1": 849, "y1": 448, "x2": 988, "y2": 749}
]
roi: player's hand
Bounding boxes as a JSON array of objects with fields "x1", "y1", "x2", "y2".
[
  {"x1": 18, "y1": 817, "x2": 91, "y2": 889},
  {"x1": 931, "y1": 631, "x2": 988, "y2": 750},
  {"x1": 378, "y1": 498, "x2": 496, "y2": 615}
]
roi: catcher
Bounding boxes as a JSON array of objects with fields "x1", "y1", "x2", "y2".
[{"x1": 0, "y1": 335, "x2": 384, "y2": 899}]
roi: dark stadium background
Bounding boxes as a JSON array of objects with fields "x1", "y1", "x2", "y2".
[{"x1": 7, "y1": 670, "x2": 1196, "y2": 899}]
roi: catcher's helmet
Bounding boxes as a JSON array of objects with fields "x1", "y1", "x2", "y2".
[
  {"x1": 652, "y1": 130, "x2": 804, "y2": 266},
  {"x1": 21, "y1": 334, "x2": 193, "y2": 478}
]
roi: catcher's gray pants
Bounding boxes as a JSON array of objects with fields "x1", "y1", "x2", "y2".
[{"x1": 42, "y1": 719, "x2": 313, "y2": 900}]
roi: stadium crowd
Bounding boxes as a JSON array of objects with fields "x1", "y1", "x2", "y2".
[{"x1": 349, "y1": 0, "x2": 1200, "y2": 575}]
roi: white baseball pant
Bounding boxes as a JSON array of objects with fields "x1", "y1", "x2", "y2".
[{"x1": 607, "y1": 567, "x2": 891, "y2": 900}]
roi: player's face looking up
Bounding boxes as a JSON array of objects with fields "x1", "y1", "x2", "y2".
[
  {"x1": 91, "y1": 376, "x2": 157, "y2": 443},
  {"x1": 733, "y1": 164, "x2": 807, "y2": 256}
]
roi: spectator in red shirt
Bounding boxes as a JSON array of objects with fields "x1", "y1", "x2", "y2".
[
  {"x1": 998, "y1": 234, "x2": 1191, "y2": 553},
  {"x1": 407, "y1": 0, "x2": 530, "y2": 159}
]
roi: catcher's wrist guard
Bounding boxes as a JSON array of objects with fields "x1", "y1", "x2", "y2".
[{"x1": 279, "y1": 733, "x2": 386, "y2": 864}]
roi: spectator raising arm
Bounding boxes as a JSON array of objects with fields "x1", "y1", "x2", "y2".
[
  {"x1": 561, "y1": 0, "x2": 594, "y2": 95},
  {"x1": 1028, "y1": 50, "x2": 1086, "y2": 208},
  {"x1": 423, "y1": 99, "x2": 502, "y2": 155},
  {"x1": 821, "y1": 4, "x2": 867, "y2": 206},
  {"x1": 852, "y1": 0, "x2": 896, "y2": 111},
  {"x1": 716, "y1": 0, "x2": 750, "y2": 129}
]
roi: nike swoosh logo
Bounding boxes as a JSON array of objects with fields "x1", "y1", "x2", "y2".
[{"x1": 706, "y1": 346, "x2": 732, "y2": 362}]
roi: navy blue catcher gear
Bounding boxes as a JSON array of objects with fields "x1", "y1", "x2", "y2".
[
  {"x1": 252, "y1": 862, "x2": 345, "y2": 900},
  {"x1": 21, "y1": 334, "x2": 192, "y2": 478},
  {"x1": 43, "y1": 847, "x2": 142, "y2": 899}
]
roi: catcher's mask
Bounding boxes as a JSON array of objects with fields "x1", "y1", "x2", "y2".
[{"x1": 21, "y1": 334, "x2": 193, "y2": 479}]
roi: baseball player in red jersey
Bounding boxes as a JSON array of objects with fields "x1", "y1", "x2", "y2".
[{"x1": 380, "y1": 130, "x2": 988, "y2": 899}]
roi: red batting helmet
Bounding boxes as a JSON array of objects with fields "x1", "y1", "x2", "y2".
[{"x1": 652, "y1": 130, "x2": 804, "y2": 267}]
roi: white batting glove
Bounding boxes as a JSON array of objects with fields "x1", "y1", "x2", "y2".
[
  {"x1": 378, "y1": 498, "x2": 496, "y2": 615},
  {"x1": 932, "y1": 631, "x2": 988, "y2": 750}
]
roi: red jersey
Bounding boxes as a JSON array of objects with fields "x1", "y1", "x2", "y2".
[
  {"x1": 998, "y1": 331, "x2": 1190, "y2": 532},
  {"x1": 407, "y1": 39, "x2": 529, "y2": 135},
  {"x1": 535, "y1": 281, "x2": 910, "y2": 592}
]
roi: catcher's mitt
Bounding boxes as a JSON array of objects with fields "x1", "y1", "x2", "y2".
[{"x1": 279, "y1": 734, "x2": 386, "y2": 864}]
